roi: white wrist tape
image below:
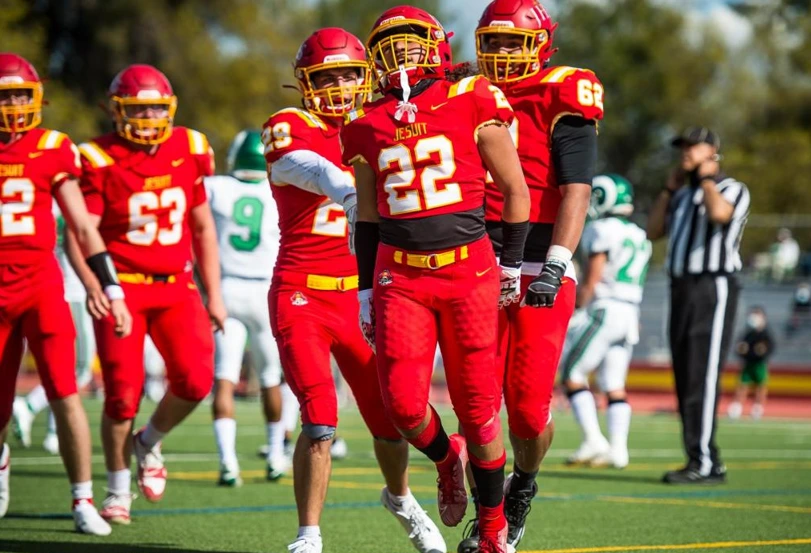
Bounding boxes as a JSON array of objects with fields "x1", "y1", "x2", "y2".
[
  {"x1": 104, "y1": 285, "x2": 125, "y2": 301},
  {"x1": 547, "y1": 245, "x2": 573, "y2": 264}
]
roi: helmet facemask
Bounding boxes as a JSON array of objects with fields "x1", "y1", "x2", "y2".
[
  {"x1": 368, "y1": 20, "x2": 446, "y2": 91},
  {"x1": 476, "y1": 27, "x2": 549, "y2": 85},
  {"x1": 0, "y1": 81, "x2": 43, "y2": 133},
  {"x1": 110, "y1": 93, "x2": 177, "y2": 145},
  {"x1": 298, "y1": 60, "x2": 372, "y2": 117}
]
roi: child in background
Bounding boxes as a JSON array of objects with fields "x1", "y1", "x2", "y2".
[{"x1": 728, "y1": 306, "x2": 774, "y2": 420}]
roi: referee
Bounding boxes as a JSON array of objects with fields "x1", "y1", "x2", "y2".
[{"x1": 647, "y1": 127, "x2": 750, "y2": 484}]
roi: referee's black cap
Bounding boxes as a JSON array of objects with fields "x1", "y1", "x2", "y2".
[{"x1": 671, "y1": 127, "x2": 721, "y2": 149}]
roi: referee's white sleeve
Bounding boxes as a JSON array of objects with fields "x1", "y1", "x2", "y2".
[{"x1": 270, "y1": 150, "x2": 355, "y2": 205}]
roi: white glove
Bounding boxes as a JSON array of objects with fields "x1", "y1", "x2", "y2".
[
  {"x1": 343, "y1": 193, "x2": 357, "y2": 255},
  {"x1": 358, "y1": 288, "x2": 375, "y2": 353},
  {"x1": 498, "y1": 265, "x2": 522, "y2": 309}
]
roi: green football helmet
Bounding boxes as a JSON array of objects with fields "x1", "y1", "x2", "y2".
[
  {"x1": 590, "y1": 173, "x2": 634, "y2": 219},
  {"x1": 226, "y1": 130, "x2": 267, "y2": 183}
]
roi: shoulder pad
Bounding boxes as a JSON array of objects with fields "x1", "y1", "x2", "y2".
[
  {"x1": 78, "y1": 141, "x2": 114, "y2": 168},
  {"x1": 540, "y1": 66, "x2": 584, "y2": 84},
  {"x1": 36, "y1": 130, "x2": 69, "y2": 150},
  {"x1": 186, "y1": 128, "x2": 210, "y2": 156},
  {"x1": 448, "y1": 75, "x2": 485, "y2": 98},
  {"x1": 269, "y1": 107, "x2": 328, "y2": 131}
]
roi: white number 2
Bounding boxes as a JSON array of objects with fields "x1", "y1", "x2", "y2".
[
  {"x1": 379, "y1": 135, "x2": 462, "y2": 216},
  {"x1": 311, "y1": 170, "x2": 354, "y2": 237},
  {"x1": 127, "y1": 187, "x2": 187, "y2": 246},
  {"x1": 0, "y1": 178, "x2": 36, "y2": 237}
]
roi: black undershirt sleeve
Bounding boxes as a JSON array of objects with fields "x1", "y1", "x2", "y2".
[
  {"x1": 551, "y1": 115, "x2": 598, "y2": 185},
  {"x1": 355, "y1": 222, "x2": 380, "y2": 291}
]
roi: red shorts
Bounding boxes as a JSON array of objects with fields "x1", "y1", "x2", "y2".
[
  {"x1": 96, "y1": 274, "x2": 214, "y2": 420},
  {"x1": 498, "y1": 275, "x2": 576, "y2": 439},
  {"x1": 0, "y1": 256, "x2": 77, "y2": 428},
  {"x1": 374, "y1": 237, "x2": 502, "y2": 445},
  {"x1": 269, "y1": 271, "x2": 399, "y2": 441}
]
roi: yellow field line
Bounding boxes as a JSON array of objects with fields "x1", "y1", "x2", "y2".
[
  {"x1": 599, "y1": 496, "x2": 811, "y2": 514},
  {"x1": 525, "y1": 537, "x2": 811, "y2": 553}
]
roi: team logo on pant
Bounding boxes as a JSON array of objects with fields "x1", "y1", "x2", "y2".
[
  {"x1": 378, "y1": 269, "x2": 393, "y2": 286},
  {"x1": 290, "y1": 291, "x2": 308, "y2": 306}
]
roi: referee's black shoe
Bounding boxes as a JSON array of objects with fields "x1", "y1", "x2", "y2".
[{"x1": 663, "y1": 464, "x2": 726, "y2": 485}]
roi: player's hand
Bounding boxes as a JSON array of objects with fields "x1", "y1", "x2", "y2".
[
  {"x1": 343, "y1": 193, "x2": 358, "y2": 255},
  {"x1": 666, "y1": 167, "x2": 686, "y2": 192},
  {"x1": 86, "y1": 288, "x2": 111, "y2": 319},
  {"x1": 522, "y1": 259, "x2": 567, "y2": 308},
  {"x1": 358, "y1": 288, "x2": 375, "y2": 353},
  {"x1": 207, "y1": 295, "x2": 227, "y2": 333},
  {"x1": 110, "y1": 299, "x2": 133, "y2": 338},
  {"x1": 697, "y1": 158, "x2": 720, "y2": 182},
  {"x1": 498, "y1": 265, "x2": 522, "y2": 309}
]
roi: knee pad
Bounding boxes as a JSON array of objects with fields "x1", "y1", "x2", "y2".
[
  {"x1": 169, "y1": 369, "x2": 213, "y2": 403},
  {"x1": 302, "y1": 423, "x2": 336, "y2": 442},
  {"x1": 104, "y1": 395, "x2": 138, "y2": 421},
  {"x1": 382, "y1": 398, "x2": 427, "y2": 434},
  {"x1": 508, "y1": 403, "x2": 551, "y2": 441},
  {"x1": 461, "y1": 415, "x2": 502, "y2": 447}
]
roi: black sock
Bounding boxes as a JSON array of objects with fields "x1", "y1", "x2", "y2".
[
  {"x1": 416, "y1": 428, "x2": 450, "y2": 463},
  {"x1": 470, "y1": 460, "x2": 505, "y2": 508},
  {"x1": 470, "y1": 487, "x2": 480, "y2": 515},
  {"x1": 511, "y1": 463, "x2": 538, "y2": 492}
]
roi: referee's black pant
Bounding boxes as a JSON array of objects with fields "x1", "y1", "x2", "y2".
[{"x1": 669, "y1": 274, "x2": 740, "y2": 475}]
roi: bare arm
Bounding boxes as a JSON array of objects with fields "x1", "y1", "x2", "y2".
[
  {"x1": 647, "y1": 167, "x2": 684, "y2": 240},
  {"x1": 354, "y1": 161, "x2": 380, "y2": 224},
  {"x1": 477, "y1": 123, "x2": 530, "y2": 223},
  {"x1": 700, "y1": 179, "x2": 734, "y2": 224},
  {"x1": 577, "y1": 252, "x2": 607, "y2": 308},
  {"x1": 190, "y1": 202, "x2": 226, "y2": 332},
  {"x1": 56, "y1": 179, "x2": 106, "y2": 258}
]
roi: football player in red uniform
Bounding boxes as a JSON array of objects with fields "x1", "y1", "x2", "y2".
[
  {"x1": 264, "y1": 28, "x2": 445, "y2": 553},
  {"x1": 457, "y1": 1, "x2": 603, "y2": 551},
  {"x1": 0, "y1": 52, "x2": 131, "y2": 534},
  {"x1": 342, "y1": 7, "x2": 531, "y2": 553},
  {"x1": 67, "y1": 64, "x2": 226, "y2": 525}
]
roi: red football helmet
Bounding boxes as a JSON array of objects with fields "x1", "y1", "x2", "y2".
[
  {"x1": 366, "y1": 5, "x2": 453, "y2": 93},
  {"x1": 108, "y1": 64, "x2": 177, "y2": 145},
  {"x1": 0, "y1": 53, "x2": 43, "y2": 133},
  {"x1": 295, "y1": 28, "x2": 372, "y2": 118},
  {"x1": 476, "y1": 0, "x2": 558, "y2": 86}
]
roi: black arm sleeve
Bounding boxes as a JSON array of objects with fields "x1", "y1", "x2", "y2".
[
  {"x1": 355, "y1": 222, "x2": 380, "y2": 291},
  {"x1": 551, "y1": 116, "x2": 598, "y2": 185},
  {"x1": 500, "y1": 220, "x2": 529, "y2": 268},
  {"x1": 86, "y1": 252, "x2": 121, "y2": 288}
]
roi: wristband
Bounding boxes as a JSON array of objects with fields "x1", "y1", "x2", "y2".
[{"x1": 104, "y1": 285, "x2": 125, "y2": 301}]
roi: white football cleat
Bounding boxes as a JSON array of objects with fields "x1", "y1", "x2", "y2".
[
  {"x1": 727, "y1": 401, "x2": 743, "y2": 420},
  {"x1": 381, "y1": 488, "x2": 446, "y2": 553},
  {"x1": 43, "y1": 433, "x2": 60, "y2": 455},
  {"x1": 133, "y1": 430, "x2": 167, "y2": 502},
  {"x1": 330, "y1": 437, "x2": 348, "y2": 460},
  {"x1": 566, "y1": 438, "x2": 611, "y2": 466},
  {"x1": 73, "y1": 498, "x2": 112, "y2": 535},
  {"x1": 99, "y1": 491, "x2": 133, "y2": 525},
  {"x1": 611, "y1": 446, "x2": 629, "y2": 469},
  {"x1": 12, "y1": 398, "x2": 33, "y2": 449},
  {"x1": 0, "y1": 444, "x2": 10, "y2": 518},
  {"x1": 267, "y1": 454, "x2": 290, "y2": 481},
  {"x1": 287, "y1": 536, "x2": 323, "y2": 553},
  {"x1": 218, "y1": 463, "x2": 243, "y2": 487}
]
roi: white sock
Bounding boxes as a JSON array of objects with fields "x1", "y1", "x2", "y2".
[
  {"x1": 751, "y1": 403, "x2": 764, "y2": 420},
  {"x1": 267, "y1": 421, "x2": 286, "y2": 461},
  {"x1": 569, "y1": 389, "x2": 604, "y2": 443},
  {"x1": 0, "y1": 443, "x2": 9, "y2": 466},
  {"x1": 108, "y1": 469, "x2": 131, "y2": 495},
  {"x1": 606, "y1": 400, "x2": 632, "y2": 450},
  {"x1": 139, "y1": 421, "x2": 167, "y2": 450},
  {"x1": 214, "y1": 418, "x2": 238, "y2": 467},
  {"x1": 297, "y1": 526, "x2": 321, "y2": 540},
  {"x1": 47, "y1": 410, "x2": 57, "y2": 434},
  {"x1": 385, "y1": 487, "x2": 411, "y2": 506},
  {"x1": 71, "y1": 480, "x2": 93, "y2": 501},
  {"x1": 281, "y1": 383, "x2": 299, "y2": 434},
  {"x1": 26, "y1": 385, "x2": 49, "y2": 415},
  {"x1": 728, "y1": 401, "x2": 743, "y2": 420}
]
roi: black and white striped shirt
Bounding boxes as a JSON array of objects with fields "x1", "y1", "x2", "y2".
[{"x1": 665, "y1": 175, "x2": 750, "y2": 278}]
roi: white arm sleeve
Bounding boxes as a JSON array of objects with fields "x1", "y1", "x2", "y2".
[{"x1": 270, "y1": 150, "x2": 356, "y2": 205}]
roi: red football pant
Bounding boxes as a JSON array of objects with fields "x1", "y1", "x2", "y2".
[
  {"x1": 374, "y1": 238, "x2": 502, "y2": 446},
  {"x1": 499, "y1": 276, "x2": 576, "y2": 439},
  {"x1": 96, "y1": 276, "x2": 214, "y2": 420},
  {"x1": 0, "y1": 257, "x2": 77, "y2": 429},
  {"x1": 269, "y1": 272, "x2": 400, "y2": 441}
]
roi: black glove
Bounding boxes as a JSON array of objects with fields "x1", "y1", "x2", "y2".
[{"x1": 523, "y1": 258, "x2": 567, "y2": 308}]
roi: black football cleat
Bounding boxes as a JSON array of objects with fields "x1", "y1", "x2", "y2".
[
  {"x1": 662, "y1": 464, "x2": 726, "y2": 485},
  {"x1": 504, "y1": 476, "x2": 537, "y2": 549}
]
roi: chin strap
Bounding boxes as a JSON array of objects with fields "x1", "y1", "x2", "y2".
[{"x1": 393, "y1": 65, "x2": 418, "y2": 123}]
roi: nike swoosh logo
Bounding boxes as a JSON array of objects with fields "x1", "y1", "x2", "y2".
[
  {"x1": 476, "y1": 267, "x2": 492, "y2": 277},
  {"x1": 28, "y1": 151, "x2": 45, "y2": 158},
  {"x1": 431, "y1": 102, "x2": 449, "y2": 111},
  {"x1": 171, "y1": 158, "x2": 185, "y2": 167}
]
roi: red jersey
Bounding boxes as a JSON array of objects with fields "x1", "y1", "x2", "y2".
[
  {"x1": 342, "y1": 76, "x2": 514, "y2": 223},
  {"x1": 484, "y1": 66, "x2": 604, "y2": 224},
  {"x1": 263, "y1": 107, "x2": 355, "y2": 277},
  {"x1": 79, "y1": 127, "x2": 213, "y2": 275},
  {"x1": 0, "y1": 128, "x2": 80, "y2": 264}
]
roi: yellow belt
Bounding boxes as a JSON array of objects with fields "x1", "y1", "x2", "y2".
[
  {"x1": 305, "y1": 274, "x2": 358, "y2": 292},
  {"x1": 392, "y1": 245, "x2": 468, "y2": 270},
  {"x1": 117, "y1": 272, "x2": 177, "y2": 285}
]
